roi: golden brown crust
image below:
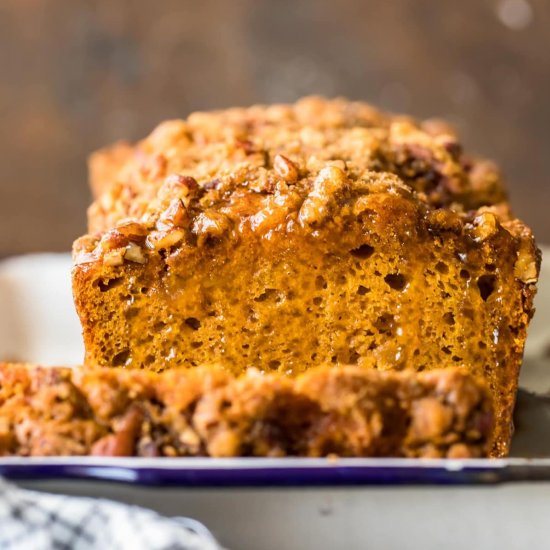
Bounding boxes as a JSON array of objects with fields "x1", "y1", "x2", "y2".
[
  {"x1": 0, "y1": 364, "x2": 493, "y2": 458},
  {"x1": 85, "y1": 96, "x2": 509, "y2": 236}
]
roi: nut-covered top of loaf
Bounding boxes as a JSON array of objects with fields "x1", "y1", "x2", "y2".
[
  {"x1": 88, "y1": 96, "x2": 508, "y2": 230},
  {"x1": 75, "y1": 96, "x2": 538, "y2": 277}
]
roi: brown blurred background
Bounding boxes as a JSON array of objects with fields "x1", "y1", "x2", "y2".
[{"x1": 1, "y1": 0, "x2": 549, "y2": 256}]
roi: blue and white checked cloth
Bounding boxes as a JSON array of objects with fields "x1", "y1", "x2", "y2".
[{"x1": 0, "y1": 478, "x2": 223, "y2": 550}]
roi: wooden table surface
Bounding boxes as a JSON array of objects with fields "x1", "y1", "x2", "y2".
[{"x1": 1, "y1": 0, "x2": 549, "y2": 255}]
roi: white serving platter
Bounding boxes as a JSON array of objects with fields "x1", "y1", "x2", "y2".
[{"x1": 0, "y1": 250, "x2": 549, "y2": 550}]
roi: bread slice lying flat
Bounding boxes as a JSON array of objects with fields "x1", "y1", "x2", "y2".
[{"x1": 0, "y1": 363, "x2": 492, "y2": 458}]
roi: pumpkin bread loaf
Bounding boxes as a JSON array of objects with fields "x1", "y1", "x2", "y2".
[
  {"x1": 0, "y1": 363, "x2": 493, "y2": 458},
  {"x1": 72, "y1": 97, "x2": 540, "y2": 457}
]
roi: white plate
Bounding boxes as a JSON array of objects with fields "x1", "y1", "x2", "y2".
[{"x1": 1, "y1": 250, "x2": 549, "y2": 550}]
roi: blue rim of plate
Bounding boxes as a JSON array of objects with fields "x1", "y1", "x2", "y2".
[{"x1": 1, "y1": 457, "x2": 550, "y2": 486}]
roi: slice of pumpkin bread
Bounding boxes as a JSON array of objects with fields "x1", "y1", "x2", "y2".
[{"x1": 0, "y1": 363, "x2": 493, "y2": 458}]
